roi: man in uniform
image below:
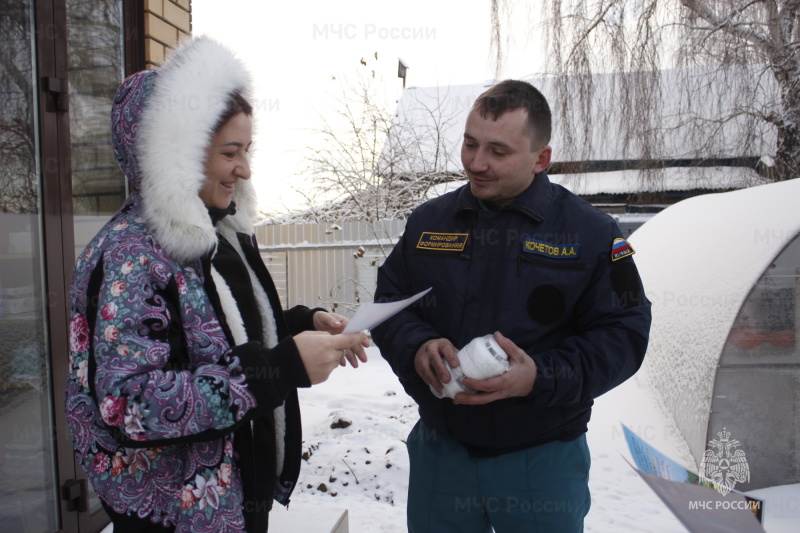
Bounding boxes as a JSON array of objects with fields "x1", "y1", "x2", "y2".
[{"x1": 372, "y1": 80, "x2": 652, "y2": 532}]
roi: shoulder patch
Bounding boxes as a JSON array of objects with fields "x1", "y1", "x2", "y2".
[
  {"x1": 416, "y1": 232, "x2": 469, "y2": 252},
  {"x1": 611, "y1": 237, "x2": 635, "y2": 261},
  {"x1": 522, "y1": 239, "x2": 580, "y2": 259}
]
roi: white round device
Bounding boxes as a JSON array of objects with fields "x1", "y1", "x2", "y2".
[{"x1": 431, "y1": 334, "x2": 510, "y2": 399}]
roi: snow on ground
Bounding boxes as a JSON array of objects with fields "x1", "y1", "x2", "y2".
[
  {"x1": 270, "y1": 346, "x2": 799, "y2": 533},
  {"x1": 270, "y1": 347, "x2": 412, "y2": 532},
  {"x1": 99, "y1": 345, "x2": 798, "y2": 533}
]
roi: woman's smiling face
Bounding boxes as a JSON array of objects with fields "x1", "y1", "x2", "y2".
[{"x1": 199, "y1": 112, "x2": 252, "y2": 210}]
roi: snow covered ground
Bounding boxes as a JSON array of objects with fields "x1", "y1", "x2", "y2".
[
  {"x1": 97, "y1": 344, "x2": 797, "y2": 533},
  {"x1": 270, "y1": 346, "x2": 800, "y2": 532}
]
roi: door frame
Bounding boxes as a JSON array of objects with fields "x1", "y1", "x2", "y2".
[
  {"x1": 35, "y1": 0, "x2": 145, "y2": 531},
  {"x1": 35, "y1": 0, "x2": 79, "y2": 527}
]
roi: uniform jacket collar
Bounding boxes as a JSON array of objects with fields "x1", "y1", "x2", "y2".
[{"x1": 454, "y1": 171, "x2": 553, "y2": 222}]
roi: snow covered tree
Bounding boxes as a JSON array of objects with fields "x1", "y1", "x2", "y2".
[
  {"x1": 296, "y1": 59, "x2": 462, "y2": 223},
  {"x1": 491, "y1": 0, "x2": 799, "y2": 182}
]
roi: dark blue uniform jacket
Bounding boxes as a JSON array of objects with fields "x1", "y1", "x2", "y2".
[{"x1": 372, "y1": 173, "x2": 652, "y2": 454}]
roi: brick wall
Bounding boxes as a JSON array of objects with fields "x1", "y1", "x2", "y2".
[{"x1": 144, "y1": 0, "x2": 192, "y2": 68}]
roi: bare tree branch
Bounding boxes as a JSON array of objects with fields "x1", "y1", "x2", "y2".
[
  {"x1": 680, "y1": 0, "x2": 771, "y2": 52},
  {"x1": 276, "y1": 67, "x2": 463, "y2": 224},
  {"x1": 492, "y1": 0, "x2": 799, "y2": 184}
]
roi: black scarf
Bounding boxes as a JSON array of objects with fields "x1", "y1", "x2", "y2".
[{"x1": 209, "y1": 203, "x2": 276, "y2": 533}]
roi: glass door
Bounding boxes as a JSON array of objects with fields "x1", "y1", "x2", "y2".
[
  {"x1": 68, "y1": 0, "x2": 127, "y2": 258},
  {"x1": 0, "y1": 1, "x2": 59, "y2": 531},
  {"x1": 66, "y1": 0, "x2": 128, "y2": 523},
  {"x1": 1, "y1": 0, "x2": 137, "y2": 531}
]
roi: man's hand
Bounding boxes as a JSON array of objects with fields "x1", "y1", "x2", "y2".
[
  {"x1": 414, "y1": 338, "x2": 459, "y2": 394},
  {"x1": 453, "y1": 332, "x2": 537, "y2": 405}
]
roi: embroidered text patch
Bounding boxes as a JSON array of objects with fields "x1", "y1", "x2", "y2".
[
  {"x1": 416, "y1": 232, "x2": 469, "y2": 251},
  {"x1": 522, "y1": 239, "x2": 580, "y2": 259}
]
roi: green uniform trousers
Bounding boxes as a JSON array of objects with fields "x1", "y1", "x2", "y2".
[{"x1": 407, "y1": 420, "x2": 591, "y2": 533}]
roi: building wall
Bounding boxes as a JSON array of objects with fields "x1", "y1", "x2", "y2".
[{"x1": 144, "y1": 0, "x2": 191, "y2": 68}]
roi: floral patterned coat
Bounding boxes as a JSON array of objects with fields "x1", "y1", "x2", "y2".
[{"x1": 65, "y1": 38, "x2": 310, "y2": 532}]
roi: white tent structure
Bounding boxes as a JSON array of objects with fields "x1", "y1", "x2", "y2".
[{"x1": 631, "y1": 178, "x2": 800, "y2": 489}]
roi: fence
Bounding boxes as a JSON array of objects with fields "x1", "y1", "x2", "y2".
[{"x1": 255, "y1": 220, "x2": 406, "y2": 316}]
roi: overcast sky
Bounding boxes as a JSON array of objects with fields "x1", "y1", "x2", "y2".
[{"x1": 192, "y1": 0, "x2": 543, "y2": 214}]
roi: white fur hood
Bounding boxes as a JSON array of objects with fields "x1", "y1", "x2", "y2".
[{"x1": 111, "y1": 36, "x2": 258, "y2": 263}]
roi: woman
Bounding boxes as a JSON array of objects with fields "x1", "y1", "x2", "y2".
[{"x1": 65, "y1": 37, "x2": 367, "y2": 532}]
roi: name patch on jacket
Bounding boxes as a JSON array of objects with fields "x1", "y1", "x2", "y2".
[
  {"x1": 522, "y1": 239, "x2": 580, "y2": 259},
  {"x1": 416, "y1": 232, "x2": 469, "y2": 251},
  {"x1": 611, "y1": 237, "x2": 635, "y2": 261}
]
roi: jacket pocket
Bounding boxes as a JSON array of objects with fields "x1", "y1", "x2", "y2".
[{"x1": 517, "y1": 253, "x2": 587, "y2": 274}]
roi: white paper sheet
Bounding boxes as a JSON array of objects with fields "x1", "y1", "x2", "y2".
[{"x1": 343, "y1": 287, "x2": 432, "y2": 334}]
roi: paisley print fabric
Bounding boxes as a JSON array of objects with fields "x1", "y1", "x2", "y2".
[
  {"x1": 65, "y1": 38, "x2": 306, "y2": 532},
  {"x1": 111, "y1": 70, "x2": 157, "y2": 189},
  {"x1": 67, "y1": 196, "x2": 255, "y2": 531}
]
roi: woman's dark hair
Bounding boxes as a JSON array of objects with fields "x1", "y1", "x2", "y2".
[{"x1": 212, "y1": 90, "x2": 253, "y2": 134}]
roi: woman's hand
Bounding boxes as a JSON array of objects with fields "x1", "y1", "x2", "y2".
[
  {"x1": 312, "y1": 311, "x2": 369, "y2": 368},
  {"x1": 312, "y1": 311, "x2": 349, "y2": 334},
  {"x1": 294, "y1": 331, "x2": 369, "y2": 384}
]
